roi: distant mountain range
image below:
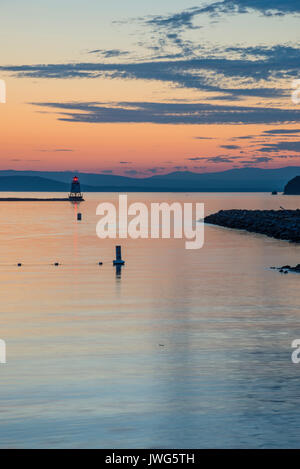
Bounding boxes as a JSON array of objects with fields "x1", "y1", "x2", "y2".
[{"x1": 0, "y1": 166, "x2": 300, "y2": 192}]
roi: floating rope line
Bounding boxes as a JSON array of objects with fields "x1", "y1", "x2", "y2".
[
  {"x1": 0, "y1": 261, "x2": 114, "y2": 267},
  {"x1": 0, "y1": 249, "x2": 125, "y2": 268}
]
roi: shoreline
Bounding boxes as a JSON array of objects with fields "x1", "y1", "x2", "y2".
[
  {"x1": 205, "y1": 209, "x2": 300, "y2": 243},
  {"x1": 0, "y1": 198, "x2": 79, "y2": 202}
]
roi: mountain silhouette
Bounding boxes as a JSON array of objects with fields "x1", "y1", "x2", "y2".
[{"x1": 0, "y1": 166, "x2": 299, "y2": 192}]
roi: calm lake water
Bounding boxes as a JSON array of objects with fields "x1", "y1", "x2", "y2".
[{"x1": 0, "y1": 192, "x2": 300, "y2": 449}]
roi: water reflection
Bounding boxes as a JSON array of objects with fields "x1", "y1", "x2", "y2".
[
  {"x1": 0, "y1": 192, "x2": 300, "y2": 448},
  {"x1": 114, "y1": 264, "x2": 123, "y2": 279}
]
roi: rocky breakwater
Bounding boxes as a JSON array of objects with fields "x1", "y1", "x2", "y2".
[
  {"x1": 272, "y1": 264, "x2": 300, "y2": 274},
  {"x1": 205, "y1": 209, "x2": 300, "y2": 243}
]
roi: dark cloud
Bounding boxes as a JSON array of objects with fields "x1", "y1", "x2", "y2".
[
  {"x1": 243, "y1": 156, "x2": 273, "y2": 163},
  {"x1": 38, "y1": 148, "x2": 74, "y2": 152},
  {"x1": 276, "y1": 155, "x2": 300, "y2": 159},
  {"x1": 208, "y1": 94, "x2": 242, "y2": 101},
  {"x1": 146, "y1": 167, "x2": 166, "y2": 174},
  {"x1": 231, "y1": 135, "x2": 255, "y2": 140},
  {"x1": 145, "y1": 1, "x2": 300, "y2": 31},
  {"x1": 10, "y1": 158, "x2": 41, "y2": 162},
  {"x1": 262, "y1": 129, "x2": 300, "y2": 135},
  {"x1": 101, "y1": 170, "x2": 114, "y2": 174},
  {"x1": 1, "y1": 44, "x2": 298, "y2": 100},
  {"x1": 145, "y1": 7, "x2": 202, "y2": 31},
  {"x1": 222, "y1": 0, "x2": 300, "y2": 16},
  {"x1": 194, "y1": 136, "x2": 213, "y2": 140},
  {"x1": 204, "y1": 156, "x2": 241, "y2": 163},
  {"x1": 124, "y1": 169, "x2": 140, "y2": 175},
  {"x1": 258, "y1": 141, "x2": 300, "y2": 153},
  {"x1": 30, "y1": 101, "x2": 300, "y2": 126},
  {"x1": 54, "y1": 148, "x2": 73, "y2": 152},
  {"x1": 220, "y1": 144, "x2": 241, "y2": 149},
  {"x1": 164, "y1": 33, "x2": 196, "y2": 56},
  {"x1": 88, "y1": 49, "x2": 129, "y2": 58}
]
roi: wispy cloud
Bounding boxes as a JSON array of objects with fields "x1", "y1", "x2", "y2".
[
  {"x1": 203, "y1": 156, "x2": 240, "y2": 163},
  {"x1": 187, "y1": 155, "x2": 241, "y2": 163},
  {"x1": 258, "y1": 141, "x2": 300, "y2": 153},
  {"x1": 0, "y1": 2, "x2": 298, "y2": 142},
  {"x1": 124, "y1": 169, "x2": 140, "y2": 175},
  {"x1": 146, "y1": 167, "x2": 166, "y2": 173},
  {"x1": 173, "y1": 166, "x2": 189, "y2": 170},
  {"x1": 220, "y1": 144, "x2": 241, "y2": 149},
  {"x1": 243, "y1": 156, "x2": 273, "y2": 164},
  {"x1": 88, "y1": 49, "x2": 129, "y2": 58},
  {"x1": 262, "y1": 129, "x2": 300, "y2": 135},
  {"x1": 30, "y1": 101, "x2": 300, "y2": 126},
  {"x1": 145, "y1": 1, "x2": 300, "y2": 31},
  {"x1": 38, "y1": 148, "x2": 74, "y2": 152},
  {"x1": 10, "y1": 158, "x2": 41, "y2": 162},
  {"x1": 1, "y1": 44, "x2": 298, "y2": 100},
  {"x1": 194, "y1": 136, "x2": 213, "y2": 140}
]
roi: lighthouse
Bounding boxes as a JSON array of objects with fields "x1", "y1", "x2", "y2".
[{"x1": 68, "y1": 176, "x2": 84, "y2": 201}]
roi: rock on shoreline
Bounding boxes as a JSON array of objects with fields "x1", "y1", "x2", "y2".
[
  {"x1": 205, "y1": 209, "x2": 300, "y2": 243},
  {"x1": 272, "y1": 265, "x2": 300, "y2": 273}
]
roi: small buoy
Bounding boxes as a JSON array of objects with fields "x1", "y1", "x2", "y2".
[
  {"x1": 113, "y1": 245, "x2": 125, "y2": 266},
  {"x1": 77, "y1": 213, "x2": 82, "y2": 221}
]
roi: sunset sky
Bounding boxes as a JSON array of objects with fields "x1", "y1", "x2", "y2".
[{"x1": 0, "y1": 0, "x2": 300, "y2": 176}]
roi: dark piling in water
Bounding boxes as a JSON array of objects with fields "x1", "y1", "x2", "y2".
[{"x1": 113, "y1": 246, "x2": 125, "y2": 265}]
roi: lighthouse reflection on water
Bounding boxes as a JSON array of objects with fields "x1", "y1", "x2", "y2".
[{"x1": 68, "y1": 175, "x2": 123, "y2": 279}]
